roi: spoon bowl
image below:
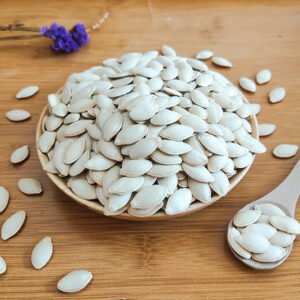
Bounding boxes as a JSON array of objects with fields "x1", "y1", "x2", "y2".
[{"x1": 227, "y1": 160, "x2": 300, "y2": 270}]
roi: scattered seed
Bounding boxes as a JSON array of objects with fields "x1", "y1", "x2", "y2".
[
  {"x1": 16, "y1": 85, "x2": 39, "y2": 99},
  {"x1": 269, "y1": 87, "x2": 286, "y2": 103},
  {"x1": 10, "y1": 145, "x2": 30, "y2": 164},
  {"x1": 18, "y1": 178, "x2": 42, "y2": 195},
  {"x1": 6, "y1": 109, "x2": 31, "y2": 122},
  {"x1": 57, "y1": 270, "x2": 93, "y2": 293},
  {"x1": 1, "y1": 210, "x2": 26, "y2": 240}
]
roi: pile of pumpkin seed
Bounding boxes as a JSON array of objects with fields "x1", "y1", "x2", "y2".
[
  {"x1": 229, "y1": 203, "x2": 300, "y2": 263},
  {"x1": 38, "y1": 45, "x2": 268, "y2": 217}
]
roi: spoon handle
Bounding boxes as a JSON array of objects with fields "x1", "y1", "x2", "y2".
[{"x1": 265, "y1": 160, "x2": 300, "y2": 216}]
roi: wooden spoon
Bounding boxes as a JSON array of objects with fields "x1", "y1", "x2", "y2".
[{"x1": 227, "y1": 160, "x2": 300, "y2": 270}]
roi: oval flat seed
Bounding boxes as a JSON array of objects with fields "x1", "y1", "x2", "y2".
[
  {"x1": 0, "y1": 256, "x2": 6, "y2": 274},
  {"x1": 39, "y1": 131, "x2": 56, "y2": 153},
  {"x1": 10, "y1": 145, "x2": 29, "y2": 164},
  {"x1": 18, "y1": 178, "x2": 42, "y2": 195},
  {"x1": 235, "y1": 133, "x2": 266, "y2": 154},
  {"x1": 226, "y1": 142, "x2": 249, "y2": 158},
  {"x1": 196, "y1": 50, "x2": 213, "y2": 60},
  {"x1": 209, "y1": 171, "x2": 230, "y2": 196},
  {"x1": 241, "y1": 223, "x2": 277, "y2": 239},
  {"x1": 69, "y1": 179, "x2": 97, "y2": 200},
  {"x1": 98, "y1": 140, "x2": 123, "y2": 161},
  {"x1": 211, "y1": 56, "x2": 232, "y2": 68},
  {"x1": 269, "y1": 216, "x2": 300, "y2": 234},
  {"x1": 109, "y1": 177, "x2": 144, "y2": 195},
  {"x1": 96, "y1": 186, "x2": 108, "y2": 206},
  {"x1": 255, "y1": 203, "x2": 286, "y2": 217},
  {"x1": 52, "y1": 103, "x2": 68, "y2": 117},
  {"x1": 64, "y1": 137, "x2": 85, "y2": 164},
  {"x1": 237, "y1": 232, "x2": 271, "y2": 253},
  {"x1": 190, "y1": 89, "x2": 210, "y2": 108},
  {"x1": 16, "y1": 85, "x2": 39, "y2": 99},
  {"x1": 272, "y1": 144, "x2": 299, "y2": 158},
  {"x1": 182, "y1": 149, "x2": 208, "y2": 166},
  {"x1": 161, "y1": 44, "x2": 176, "y2": 57},
  {"x1": 128, "y1": 138, "x2": 158, "y2": 159},
  {"x1": 85, "y1": 154, "x2": 115, "y2": 171},
  {"x1": 0, "y1": 186, "x2": 9, "y2": 213},
  {"x1": 45, "y1": 115, "x2": 63, "y2": 131},
  {"x1": 258, "y1": 124, "x2": 276, "y2": 137},
  {"x1": 180, "y1": 114, "x2": 208, "y2": 133},
  {"x1": 1, "y1": 210, "x2": 26, "y2": 240},
  {"x1": 115, "y1": 124, "x2": 148, "y2": 145},
  {"x1": 157, "y1": 174, "x2": 178, "y2": 195},
  {"x1": 269, "y1": 87, "x2": 286, "y2": 103},
  {"x1": 188, "y1": 179, "x2": 211, "y2": 203},
  {"x1": 102, "y1": 166, "x2": 121, "y2": 197},
  {"x1": 229, "y1": 228, "x2": 251, "y2": 259},
  {"x1": 128, "y1": 202, "x2": 163, "y2": 217},
  {"x1": 151, "y1": 150, "x2": 182, "y2": 165},
  {"x1": 150, "y1": 109, "x2": 181, "y2": 126},
  {"x1": 198, "y1": 133, "x2": 228, "y2": 156},
  {"x1": 239, "y1": 77, "x2": 256, "y2": 93},
  {"x1": 120, "y1": 159, "x2": 153, "y2": 177},
  {"x1": 69, "y1": 151, "x2": 90, "y2": 177},
  {"x1": 252, "y1": 245, "x2": 287, "y2": 263},
  {"x1": 158, "y1": 140, "x2": 192, "y2": 155},
  {"x1": 102, "y1": 110, "x2": 122, "y2": 141},
  {"x1": 182, "y1": 163, "x2": 214, "y2": 182},
  {"x1": 233, "y1": 209, "x2": 261, "y2": 227},
  {"x1": 57, "y1": 270, "x2": 93, "y2": 293},
  {"x1": 256, "y1": 69, "x2": 272, "y2": 85},
  {"x1": 129, "y1": 102, "x2": 158, "y2": 122},
  {"x1": 147, "y1": 164, "x2": 181, "y2": 178},
  {"x1": 53, "y1": 139, "x2": 72, "y2": 176},
  {"x1": 233, "y1": 152, "x2": 253, "y2": 169},
  {"x1": 31, "y1": 236, "x2": 53, "y2": 269},
  {"x1": 6, "y1": 109, "x2": 31, "y2": 122},
  {"x1": 109, "y1": 193, "x2": 132, "y2": 212},
  {"x1": 269, "y1": 231, "x2": 296, "y2": 248},
  {"x1": 131, "y1": 185, "x2": 168, "y2": 209},
  {"x1": 165, "y1": 188, "x2": 192, "y2": 215},
  {"x1": 160, "y1": 124, "x2": 194, "y2": 141},
  {"x1": 207, "y1": 156, "x2": 228, "y2": 172},
  {"x1": 107, "y1": 84, "x2": 134, "y2": 98}
]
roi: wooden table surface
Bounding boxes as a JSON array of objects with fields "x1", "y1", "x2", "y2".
[{"x1": 0, "y1": 0, "x2": 300, "y2": 299}]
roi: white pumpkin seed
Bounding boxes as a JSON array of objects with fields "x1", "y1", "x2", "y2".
[
  {"x1": 151, "y1": 150, "x2": 182, "y2": 165},
  {"x1": 256, "y1": 69, "x2": 272, "y2": 85},
  {"x1": 161, "y1": 45, "x2": 177, "y2": 57},
  {"x1": 190, "y1": 89, "x2": 210, "y2": 108},
  {"x1": 10, "y1": 145, "x2": 29, "y2": 164},
  {"x1": 102, "y1": 110, "x2": 122, "y2": 141},
  {"x1": 158, "y1": 140, "x2": 192, "y2": 155},
  {"x1": 211, "y1": 56, "x2": 232, "y2": 68},
  {"x1": 272, "y1": 144, "x2": 299, "y2": 158},
  {"x1": 103, "y1": 166, "x2": 121, "y2": 197},
  {"x1": 69, "y1": 151, "x2": 90, "y2": 177},
  {"x1": 31, "y1": 236, "x2": 53, "y2": 269},
  {"x1": 233, "y1": 152, "x2": 253, "y2": 169},
  {"x1": 57, "y1": 270, "x2": 93, "y2": 293},
  {"x1": 226, "y1": 142, "x2": 249, "y2": 158},
  {"x1": 196, "y1": 50, "x2": 213, "y2": 60},
  {"x1": 6, "y1": 109, "x2": 31, "y2": 122},
  {"x1": 229, "y1": 228, "x2": 251, "y2": 259},
  {"x1": 157, "y1": 174, "x2": 178, "y2": 195},
  {"x1": 188, "y1": 179, "x2": 211, "y2": 203},
  {"x1": 1, "y1": 210, "x2": 26, "y2": 240},
  {"x1": 239, "y1": 77, "x2": 256, "y2": 93},
  {"x1": 198, "y1": 133, "x2": 228, "y2": 156},
  {"x1": 109, "y1": 193, "x2": 132, "y2": 211},
  {"x1": 269, "y1": 216, "x2": 300, "y2": 234},
  {"x1": 182, "y1": 163, "x2": 214, "y2": 183},
  {"x1": 64, "y1": 136, "x2": 85, "y2": 164},
  {"x1": 207, "y1": 155, "x2": 228, "y2": 172},
  {"x1": 85, "y1": 154, "x2": 115, "y2": 171},
  {"x1": 150, "y1": 109, "x2": 181, "y2": 126},
  {"x1": 255, "y1": 203, "x2": 286, "y2": 217},
  {"x1": 270, "y1": 231, "x2": 295, "y2": 248},
  {"x1": 235, "y1": 133, "x2": 266, "y2": 154},
  {"x1": 252, "y1": 245, "x2": 287, "y2": 263},
  {"x1": 109, "y1": 177, "x2": 144, "y2": 195},
  {"x1": 233, "y1": 209, "x2": 261, "y2": 227},
  {"x1": 107, "y1": 84, "x2": 135, "y2": 98},
  {"x1": 120, "y1": 159, "x2": 153, "y2": 177},
  {"x1": 115, "y1": 124, "x2": 148, "y2": 145},
  {"x1": 0, "y1": 256, "x2": 6, "y2": 274},
  {"x1": 18, "y1": 178, "x2": 42, "y2": 195},
  {"x1": 269, "y1": 87, "x2": 286, "y2": 103},
  {"x1": 182, "y1": 149, "x2": 208, "y2": 166},
  {"x1": 237, "y1": 232, "x2": 271, "y2": 253},
  {"x1": 128, "y1": 202, "x2": 163, "y2": 217},
  {"x1": 16, "y1": 85, "x2": 39, "y2": 99},
  {"x1": 165, "y1": 188, "x2": 192, "y2": 215},
  {"x1": 39, "y1": 131, "x2": 56, "y2": 153},
  {"x1": 129, "y1": 101, "x2": 158, "y2": 122},
  {"x1": 131, "y1": 185, "x2": 168, "y2": 209},
  {"x1": 98, "y1": 140, "x2": 123, "y2": 161},
  {"x1": 209, "y1": 171, "x2": 230, "y2": 196},
  {"x1": 70, "y1": 179, "x2": 96, "y2": 200},
  {"x1": 180, "y1": 114, "x2": 208, "y2": 133},
  {"x1": 160, "y1": 124, "x2": 194, "y2": 141},
  {"x1": 258, "y1": 124, "x2": 276, "y2": 137},
  {"x1": 147, "y1": 164, "x2": 181, "y2": 178},
  {"x1": 0, "y1": 186, "x2": 9, "y2": 213},
  {"x1": 241, "y1": 223, "x2": 277, "y2": 239}
]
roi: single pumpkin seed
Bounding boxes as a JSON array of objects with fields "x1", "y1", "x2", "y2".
[
  {"x1": 147, "y1": 164, "x2": 181, "y2": 178},
  {"x1": 188, "y1": 179, "x2": 211, "y2": 203},
  {"x1": 229, "y1": 227, "x2": 251, "y2": 259},
  {"x1": 150, "y1": 109, "x2": 181, "y2": 126},
  {"x1": 258, "y1": 124, "x2": 276, "y2": 137},
  {"x1": 57, "y1": 270, "x2": 93, "y2": 293},
  {"x1": 1, "y1": 210, "x2": 26, "y2": 240},
  {"x1": 237, "y1": 232, "x2": 271, "y2": 254},
  {"x1": 239, "y1": 77, "x2": 256, "y2": 93},
  {"x1": 256, "y1": 69, "x2": 272, "y2": 85},
  {"x1": 269, "y1": 231, "x2": 295, "y2": 248},
  {"x1": 160, "y1": 124, "x2": 194, "y2": 141},
  {"x1": 16, "y1": 85, "x2": 39, "y2": 99},
  {"x1": 151, "y1": 150, "x2": 182, "y2": 165},
  {"x1": 115, "y1": 124, "x2": 148, "y2": 145},
  {"x1": 103, "y1": 166, "x2": 121, "y2": 197},
  {"x1": 165, "y1": 188, "x2": 192, "y2": 215},
  {"x1": 269, "y1": 216, "x2": 300, "y2": 234},
  {"x1": 102, "y1": 110, "x2": 122, "y2": 141},
  {"x1": 18, "y1": 178, "x2": 42, "y2": 195},
  {"x1": 85, "y1": 154, "x2": 115, "y2": 171},
  {"x1": 6, "y1": 109, "x2": 31, "y2": 122},
  {"x1": 196, "y1": 50, "x2": 213, "y2": 60},
  {"x1": 63, "y1": 136, "x2": 85, "y2": 164},
  {"x1": 128, "y1": 138, "x2": 159, "y2": 159},
  {"x1": 0, "y1": 186, "x2": 9, "y2": 213},
  {"x1": 10, "y1": 145, "x2": 29, "y2": 164},
  {"x1": 209, "y1": 171, "x2": 230, "y2": 196},
  {"x1": 233, "y1": 209, "x2": 261, "y2": 227},
  {"x1": 109, "y1": 177, "x2": 144, "y2": 195},
  {"x1": 269, "y1": 87, "x2": 286, "y2": 103},
  {"x1": 272, "y1": 144, "x2": 299, "y2": 158},
  {"x1": 255, "y1": 203, "x2": 286, "y2": 217},
  {"x1": 98, "y1": 140, "x2": 123, "y2": 161},
  {"x1": 0, "y1": 256, "x2": 6, "y2": 274},
  {"x1": 211, "y1": 56, "x2": 232, "y2": 68},
  {"x1": 31, "y1": 236, "x2": 53, "y2": 269},
  {"x1": 70, "y1": 179, "x2": 97, "y2": 200},
  {"x1": 241, "y1": 223, "x2": 277, "y2": 239},
  {"x1": 158, "y1": 140, "x2": 192, "y2": 155},
  {"x1": 109, "y1": 193, "x2": 132, "y2": 211},
  {"x1": 69, "y1": 151, "x2": 90, "y2": 177},
  {"x1": 120, "y1": 159, "x2": 153, "y2": 177},
  {"x1": 157, "y1": 174, "x2": 178, "y2": 195}
]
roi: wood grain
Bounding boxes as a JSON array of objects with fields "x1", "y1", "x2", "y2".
[{"x1": 0, "y1": 0, "x2": 299, "y2": 299}]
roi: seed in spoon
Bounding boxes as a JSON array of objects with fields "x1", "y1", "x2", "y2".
[{"x1": 233, "y1": 209, "x2": 261, "y2": 227}]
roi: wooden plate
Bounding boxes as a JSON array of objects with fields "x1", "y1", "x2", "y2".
[{"x1": 36, "y1": 96, "x2": 258, "y2": 221}]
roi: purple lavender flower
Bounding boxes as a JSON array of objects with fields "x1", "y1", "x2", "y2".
[
  {"x1": 70, "y1": 23, "x2": 89, "y2": 47},
  {"x1": 39, "y1": 22, "x2": 89, "y2": 53}
]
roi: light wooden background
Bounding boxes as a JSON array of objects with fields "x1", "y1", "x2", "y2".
[{"x1": 0, "y1": 0, "x2": 299, "y2": 299}]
